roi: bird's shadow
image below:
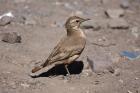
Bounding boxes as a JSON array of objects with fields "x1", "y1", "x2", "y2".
[{"x1": 31, "y1": 61, "x2": 84, "y2": 78}]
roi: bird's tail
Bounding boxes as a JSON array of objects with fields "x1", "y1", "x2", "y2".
[
  {"x1": 31, "y1": 66, "x2": 43, "y2": 73},
  {"x1": 31, "y1": 60, "x2": 49, "y2": 73}
]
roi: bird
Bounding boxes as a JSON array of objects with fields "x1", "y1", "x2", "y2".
[{"x1": 31, "y1": 16, "x2": 90, "y2": 76}]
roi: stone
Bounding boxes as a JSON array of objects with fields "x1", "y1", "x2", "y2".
[
  {"x1": 25, "y1": 19, "x2": 36, "y2": 25},
  {"x1": 81, "y1": 20, "x2": 101, "y2": 31},
  {"x1": 21, "y1": 83, "x2": 30, "y2": 88},
  {"x1": 118, "y1": 79, "x2": 124, "y2": 83},
  {"x1": 108, "y1": 18, "x2": 129, "y2": 29},
  {"x1": 120, "y1": 0, "x2": 130, "y2": 9},
  {"x1": 2, "y1": 32, "x2": 21, "y2": 44},
  {"x1": 131, "y1": 27, "x2": 139, "y2": 38},
  {"x1": 106, "y1": 66, "x2": 115, "y2": 73},
  {"x1": 127, "y1": 90, "x2": 133, "y2": 93},
  {"x1": 114, "y1": 68, "x2": 121, "y2": 76},
  {"x1": 105, "y1": 9, "x2": 124, "y2": 19},
  {"x1": 0, "y1": 16, "x2": 12, "y2": 26},
  {"x1": 25, "y1": 16, "x2": 37, "y2": 25},
  {"x1": 12, "y1": 15, "x2": 26, "y2": 24}
]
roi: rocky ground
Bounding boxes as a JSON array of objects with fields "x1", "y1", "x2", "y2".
[{"x1": 0, "y1": 0, "x2": 140, "y2": 93}]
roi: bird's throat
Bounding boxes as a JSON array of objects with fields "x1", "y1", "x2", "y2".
[{"x1": 67, "y1": 28, "x2": 86, "y2": 38}]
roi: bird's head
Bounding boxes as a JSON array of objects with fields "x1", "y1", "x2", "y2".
[{"x1": 65, "y1": 16, "x2": 90, "y2": 30}]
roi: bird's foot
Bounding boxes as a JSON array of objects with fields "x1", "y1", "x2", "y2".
[{"x1": 63, "y1": 74, "x2": 72, "y2": 80}]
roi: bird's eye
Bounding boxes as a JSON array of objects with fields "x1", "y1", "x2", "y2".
[{"x1": 76, "y1": 20, "x2": 79, "y2": 23}]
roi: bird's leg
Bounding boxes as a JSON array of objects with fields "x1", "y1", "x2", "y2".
[{"x1": 65, "y1": 64, "x2": 70, "y2": 76}]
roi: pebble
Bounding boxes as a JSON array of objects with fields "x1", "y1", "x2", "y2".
[
  {"x1": 24, "y1": 16, "x2": 37, "y2": 25},
  {"x1": 105, "y1": 9, "x2": 124, "y2": 19},
  {"x1": 120, "y1": 0, "x2": 130, "y2": 9},
  {"x1": 21, "y1": 83, "x2": 30, "y2": 88},
  {"x1": 131, "y1": 27, "x2": 139, "y2": 38},
  {"x1": 135, "y1": 77, "x2": 139, "y2": 80},
  {"x1": 12, "y1": 15, "x2": 26, "y2": 24},
  {"x1": 0, "y1": 16, "x2": 12, "y2": 26},
  {"x1": 82, "y1": 70, "x2": 93, "y2": 77},
  {"x1": 82, "y1": 20, "x2": 101, "y2": 31},
  {"x1": 25, "y1": 19, "x2": 36, "y2": 25},
  {"x1": 108, "y1": 18, "x2": 129, "y2": 29},
  {"x1": 118, "y1": 79, "x2": 124, "y2": 83},
  {"x1": 114, "y1": 68, "x2": 121, "y2": 76},
  {"x1": 106, "y1": 66, "x2": 115, "y2": 73},
  {"x1": 127, "y1": 90, "x2": 133, "y2": 93},
  {"x1": 2, "y1": 32, "x2": 21, "y2": 44},
  {"x1": 9, "y1": 82, "x2": 17, "y2": 89}
]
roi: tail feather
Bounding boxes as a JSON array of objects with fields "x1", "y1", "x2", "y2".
[
  {"x1": 31, "y1": 60, "x2": 49, "y2": 73},
  {"x1": 32, "y1": 66, "x2": 43, "y2": 73},
  {"x1": 41, "y1": 59, "x2": 49, "y2": 67}
]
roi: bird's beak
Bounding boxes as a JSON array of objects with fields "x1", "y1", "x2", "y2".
[{"x1": 81, "y1": 18, "x2": 90, "y2": 22}]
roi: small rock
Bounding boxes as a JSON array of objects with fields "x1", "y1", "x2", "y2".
[
  {"x1": 114, "y1": 68, "x2": 121, "y2": 76},
  {"x1": 118, "y1": 79, "x2": 124, "y2": 83},
  {"x1": 127, "y1": 90, "x2": 133, "y2": 93},
  {"x1": 25, "y1": 19, "x2": 36, "y2": 25},
  {"x1": 94, "y1": 80, "x2": 100, "y2": 85},
  {"x1": 106, "y1": 66, "x2": 115, "y2": 73},
  {"x1": 82, "y1": 20, "x2": 101, "y2": 31},
  {"x1": 12, "y1": 15, "x2": 26, "y2": 24},
  {"x1": 9, "y1": 82, "x2": 16, "y2": 89},
  {"x1": 120, "y1": 0, "x2": 130, "y2": 9},
  {"x1": 0, "y1": 16, "x2": 12, "y2": 26},
  {"x1": 105, "y1": 9, "x2": 124, "y2": 18},
  {"x1": 131, "y1": 27, "x2": 139, "y2": 38},
  {"x1": 82, "y1": 70, "x2": 93, "y2": 77},
  {"x1": 108, "y1": 18, "x2": 129, "y2": 29},
  {"x1": 135, "y1": 77, "x2": 139, "y2": 80},
  {"x1": 25, "y1": 16, "x2": 37, "y2": 25},
  {"x1": 2, "y1": 32, "x2": 21, "y2": 44},
  {"x1": 21, "y1": 83, "x2": 30, "y2": 88}
]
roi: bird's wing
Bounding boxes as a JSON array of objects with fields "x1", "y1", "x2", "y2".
[
  {"x1": 45, "y1": 38, "x2": 84, "y2": 65},
  {"x1": 48, "y1": 45, "x2": 83, "y2": 64}
]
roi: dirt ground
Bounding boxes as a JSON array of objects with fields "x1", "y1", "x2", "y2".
[{"x1": 0, "y1": 0, "x2": 140, "y2": 93}]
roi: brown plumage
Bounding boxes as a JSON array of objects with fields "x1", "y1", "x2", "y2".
[{"x1": 31, "y1": 16, "x2": 90, "y2": 75}]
